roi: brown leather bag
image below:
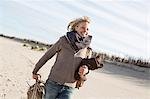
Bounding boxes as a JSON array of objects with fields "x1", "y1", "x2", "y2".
[{"x1": 27, "y1": 75, "x2": 45, "y2": 99}]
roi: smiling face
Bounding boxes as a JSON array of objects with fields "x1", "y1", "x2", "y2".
[{"x1": 75, "y1": 22, "x2": 89, "y2": 37}]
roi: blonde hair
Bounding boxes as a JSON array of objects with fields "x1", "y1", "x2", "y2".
[{"x1": 67, "y1": 16, "x2": 91, "y2": 32}]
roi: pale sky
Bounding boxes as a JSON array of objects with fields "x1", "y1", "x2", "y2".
[{"x1": 0, "y1": 0, "x2": 149, "y2": 60}]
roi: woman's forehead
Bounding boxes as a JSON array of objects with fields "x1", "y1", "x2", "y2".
[{"x1": 78, "y1": 22, "x2": 89, "y2": 26}]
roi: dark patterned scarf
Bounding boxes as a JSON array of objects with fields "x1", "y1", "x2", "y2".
[{"x1": 66, "y1": 31, "x2": 92, "y2": 52}]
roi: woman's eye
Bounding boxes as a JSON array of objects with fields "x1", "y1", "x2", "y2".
[{"x1": 82, "y1": 27, "x2": 89, "y2": 31}]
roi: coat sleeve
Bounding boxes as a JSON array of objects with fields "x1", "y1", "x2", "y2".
[
  {"x1": 80, "y1": 58, "x2": 103, "y2": 70},
  {"x1": 32, "y1": 37, "x2": 62, "y2": 74}
]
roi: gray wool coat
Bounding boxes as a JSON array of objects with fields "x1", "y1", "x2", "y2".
[{"x1": 32, "y1": 36, "x2": 89, "y2": 84}]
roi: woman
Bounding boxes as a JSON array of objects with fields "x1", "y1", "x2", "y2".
[{"x1": 32, "y1": 16, "x2": 92, "y2": 99}]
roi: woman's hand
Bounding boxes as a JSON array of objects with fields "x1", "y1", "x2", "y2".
[
  {"x1": 78, "y1": 65, "x2": 88, "y2": 76},
  {"x1": 32, "y1": 74, "x2": 39, "y2": 80}
]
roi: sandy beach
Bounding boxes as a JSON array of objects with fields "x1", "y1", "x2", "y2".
[{"x1": 0, "y1": 37, "x2": 149, "y2": 99}]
